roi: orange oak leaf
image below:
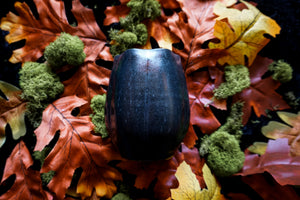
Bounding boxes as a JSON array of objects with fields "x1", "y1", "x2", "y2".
[
  {"x1": 0, "y1": 141, "x2": 51, "y2": 200},
  {"x1": 0, "y1": 0, "x2": 112, "y2": 63},
  {"x1": 209, "y1": 1, "x2": 281, "y2": 66},
  {"x1": 233, "y1": 56, "x2": 290, "y2": 124},
  {"x1": 103, "y1": 0, "x2": 180, "y2": 26},
  {"x1": 34, "y1": 96, "x2": 122, "y2": 199},
  {"x1": 262, "y1": 111, "x2": 300, "y2": 157},
  {"x1": 165, "y1": 0, "x2": 227, "y2": 74},
  {"x1": 61, "y1": 62, "x2": 111, "y2": 115},
  {"x1": 186, "y1": 70, "x2": 226, "y2": 134},
  {"x1": 0, "y1": 81, "x2": 26, "y2": 147},
  {"x1": 182, "y1": 122, "x2": 198, "y2": 148},
  {"x1": 143, "y1": 18, "x2": 180, "y2": 50},
  {"x1": 103, "y1": 0, "x2": 131, "y2": 26},
  {"x1": 117, "y1": 143, "x2": 205, "y2": 199}
]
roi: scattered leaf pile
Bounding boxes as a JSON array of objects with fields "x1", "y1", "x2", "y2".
[{"x1": 0, "y1": 0, "x2": 299, "y2": 199}]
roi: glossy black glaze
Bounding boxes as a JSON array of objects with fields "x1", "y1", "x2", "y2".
[{"x1": 105, "y1": 48, "x2": 190, "y2": 160}]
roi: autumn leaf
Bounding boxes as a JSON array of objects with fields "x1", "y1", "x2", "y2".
[
  {"x1": 233, "y1": 56, "x2": 290, "y2": 124},
  {"x1": 0, "y1": 141, "x2": 51, "y2": 200},
  {"x1": 239, "y1": 138, "x2": 300, "y2": 186},
  {"x1": 170, "y1": 162, "x2": 225, "y2": 200},
  {"x1": 34, "y1": 96, "x2": 122, "y2": 199},
  {"x1": 262, "y1": 111, "x2": 300, "y2": 157},
  {"x1": 117, "y1": 143, "x2": 205, "y2": 199},
  {"x1": 61, "y1": 62, "x2": 111, "y2": 114},
  {"x1": 227, "y1": 173, "x2": 300, "y2": 200},
  {"x1": 182, "y1": 122, "x2": 198, "y2": 148},
  {"x1": 103, "y1": 0, "x2": 131, "y2": 26},
  {"x1": 143, "y1": 18, "x2": 179, "y2": 50},
  {"x1": 247, "y1": 142, "x2": 268, "y2": 155},
  {"x1": 165, "y1": 0, "x2": 227, "y2": 74},
  {"x1": 103, "y1": 0, "x2": 180, "y2": 26},
  {"x1": 209, "y1": 1, "x2": 281, "y2": 66},
  {"x1": 0, "y1": 0, "x2": 112, "y2": 63},
  {"x1": 186, "y1": 70, "x2": 226, "y2": 134},
  {"x1": 0, "y1": 81, "x2": 26, "y2": 147}
]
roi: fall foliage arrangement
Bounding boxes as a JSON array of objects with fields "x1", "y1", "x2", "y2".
[{"x1": 0, "y1": 0, "x2": 300, "y2": 199}]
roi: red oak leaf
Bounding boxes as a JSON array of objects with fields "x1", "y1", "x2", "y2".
[
  {"x1": 103, "y1": 0, "x2": 131, "y2": 26},
  {"x1": 239, "y1": 138, "x2": 300, "y2": 186},
  {"x1": 233, "y1": 56, "x2": 290, "y2": 124},
  {"x1": 103, "y1": 0, "x2": 180, "y2": 26},
  {"x1": 227, "y1": 173, "x2": 300, "y2": 200},
  {"x1": 0, "y1": 141, "x2": 51, "y2": 200},
  {"x1": 182, "y1": 122, "x2": 198, "y2": 148},
  {"x1": 0, "y1": 0, "x2": 112, "y2": 63},
  {"x1": 117, "y1": 143, "x2": 205, "y2": 199},
  {"x1": 165, "y1": 0, "x2": 227, "y2": 74},
  {"x1": 186, "y1": 70, "x2": 226, "y2": 134},
  {"x1": 34, "y1": 96, "x2": 122, "y2": 199},
  {"x1": 61, "y1": 62, "x2": 111, "y2": 114},
  {"x1": 143, "y1": 18, "x2": 180, "y2": 50}
]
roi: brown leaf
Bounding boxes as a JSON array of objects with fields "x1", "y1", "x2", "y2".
[
  {"x1": 0, "y1": 0, "x2": 111, "y2": 63},
  {"x1": 103, "y1": 0, "x2": 131, "y2": 26},
  {"x1": 103, "y1": 0, "x2": 180, "y2": 26},
  {"x1": 143, "y1": 18, "x2": 180, "y2": 50},
  {"x1": 165, "y1": 0, "x2": 227, "y2": 74},
  {"x1": 0, "y1": 81, "x2": 26, "y2": 147},
  {"x1": 227, "y1": 173, "x2": 300, "y2": 200},
  {"x1": 61, "y1": 62, "x2": 111, "y2": 114},
  {"x1": 0, "y1": 141, "x2": 51, "y2": 200},
  {"x1": 117, "y1": 143, "x2": 205, "y2": 199},
  {"x1": 262, "y1": 111, "x2": 300, "y2": 157},
  {"x1": 182, "y1": 122, "x2": 198, "y2": 148},
  {"x1": 239, "y1": 138, "x2": 300, "y2": 186},
  {"x1": 34, "y1": 96, "x2": 122, "y2": 199},
  {"x1": 233, "y1": 56, "x2": 290, "y2": 124},
  {"x1": 186, "y1": 70, "x2": 226, "y2": 134},
  {"x1": 242, "y1": 173, "x2": 300, "y2": 200}
]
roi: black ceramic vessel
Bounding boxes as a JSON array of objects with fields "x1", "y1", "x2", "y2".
[{"x1": 105, "y1": 48, "x2": 190, "y2": 160}]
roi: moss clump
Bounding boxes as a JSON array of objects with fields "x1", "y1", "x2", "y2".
[
  {"x1": 199, "y1": 103, "x2": 245, "y2": 177},
  {"x1": 109, "y1": 0, "x2": 161, "y2": 56},
  {"x1": 90, "y1": 94, "x2": 108, "y2": 138},
  {"x1": 41, "y1": 170, "x2": 55, "y2": 187},
  {"x1": 218, "y1": 102, "x2": 244, "y2": 140},
  {"x1": 214, "y1": 65, "x2": 250, "y2": 99},
  {"x1": 33, "y1": 146, "x2": 52, "y2": 167},
  {"x1": 268, "y1": 60, "x2": 293, "y2": 83},
  {"x1": 204, "y1": 131, "x2": 245, "y2": 177},
  {"x1": 19, "y1": 62, "x2": 64, "y2": 128},
  {"x1": 44, "y1": 32, "x2": 86, "y2": 70}
]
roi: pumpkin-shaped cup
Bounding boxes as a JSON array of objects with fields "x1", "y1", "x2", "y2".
[{"x1": 105, "y1": 48, "x2": 190, "y2": 160}]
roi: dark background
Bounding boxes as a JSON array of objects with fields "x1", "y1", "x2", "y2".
[{"x1": 0, "y1": 0, "x2": 300, "y2": 199}]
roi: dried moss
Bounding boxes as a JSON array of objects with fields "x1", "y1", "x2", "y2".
[
  {"x1": 268, "y1": 60, "x2": 293, "y2": 83},
  {"x1": 44, "y1": 32, "x2": 86, "y2": 70},
  {"x1": 19, "y1": 62, "x2": 64, "y2": 128},
  {"x1": 214, "y1": 65, "x2": 250, "y2": 99},
  {"x1": 109, "y1": 0, "x2": 161, "y2": 56},
  {"x1": 90, "y1": 94, "x2": 108, "y2": 138}
]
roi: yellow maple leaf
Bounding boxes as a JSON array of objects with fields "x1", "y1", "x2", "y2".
[
  {"x1": 209, "y1": 1, "x2": 281, "y2": 66},
  {"x1": 170, "y1": 161, "x2": 225, "y2": 200}
]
